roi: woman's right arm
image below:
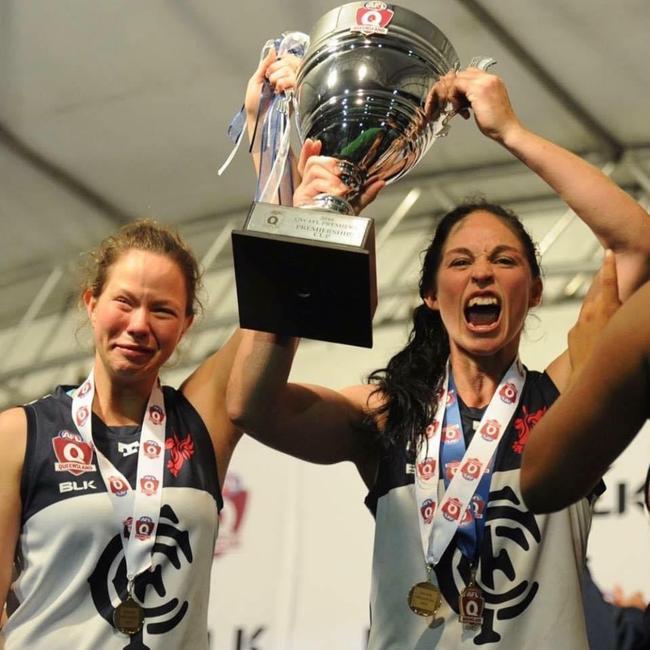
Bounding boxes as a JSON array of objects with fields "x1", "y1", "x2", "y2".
[
  {"x1": 226, "y1": 330, "x2": 380, "y2": 487},
  {"x1": 0, "y1": 408, "x2": 26, "y2": 611}
]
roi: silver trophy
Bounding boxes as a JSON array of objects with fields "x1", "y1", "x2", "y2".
[{"x1": 232, "y1": 2, "x2": 461, "y2": 347}]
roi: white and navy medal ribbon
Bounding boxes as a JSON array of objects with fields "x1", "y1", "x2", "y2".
[
  {"x1": 415, "y1": 358, "x2": 525, "y2": 567},
  {"x1": 72, "y1": 369, "x2": 166, "y2": 582},
  {"x1": 218, "y1": 31, "x2": 310, "y2": 207}
]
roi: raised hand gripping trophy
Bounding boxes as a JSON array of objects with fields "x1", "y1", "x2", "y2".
[{"x1": 232, "y1": 2, "x2": 461, "y2": 347}]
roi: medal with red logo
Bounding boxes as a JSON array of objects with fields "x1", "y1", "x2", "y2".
[
  {"x1": 72, "y1": 369, "x2": 166, "y2": 635},
  {"x1": 410, "y1": 358, "x2": 525, "y2": 621},
  {"x1": 459, "y1": 566, "x2": 485, "y2": 630}
]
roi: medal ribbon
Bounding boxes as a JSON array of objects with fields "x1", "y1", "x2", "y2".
[
  {"x1": 218, "y1": 31, "x2": 310, "y2": 208},
  {"x1": 415, "y1": 358, "x2": 525, "y2": 567},
  {"x1": 72, "y1": 369, "x2": 166, "y2": 581}
]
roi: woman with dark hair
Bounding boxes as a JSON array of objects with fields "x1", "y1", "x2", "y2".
[
  {"x1": 228, "y1": 68, "x2": 650, "y2": 648},
  {"x1": 0, "y1": 220, "x2": 242, "y2": 649}
]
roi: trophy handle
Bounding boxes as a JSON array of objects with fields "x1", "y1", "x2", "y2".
[{"x1": 432, "y1": 56, "x2": 497, "y2": 139}]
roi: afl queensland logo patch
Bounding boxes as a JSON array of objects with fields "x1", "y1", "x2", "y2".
[{"x1": 52, "y1": 429, "x2": 96, "y2": 476}]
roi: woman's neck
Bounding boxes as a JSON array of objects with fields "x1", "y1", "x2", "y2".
[
  {"x1": 91, "y1": 359, "x2": 156, "y2": 426},
  {"x1": 448, "y1": 347, "x2": 518, "y2": 409}
]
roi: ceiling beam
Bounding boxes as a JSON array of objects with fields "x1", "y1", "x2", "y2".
[
  {"x1": 0, "y1": 120, "x2": 133, "y2": 226},
  {"x1": 455, "y1": 0, "x2": 625, "y2": 160}
]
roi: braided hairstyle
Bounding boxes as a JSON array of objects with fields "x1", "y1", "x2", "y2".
[{"x1": 368, "y1": 200, "x2": 541, "y2": 451}]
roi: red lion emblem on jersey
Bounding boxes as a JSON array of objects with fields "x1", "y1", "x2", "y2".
[
  {"x1": 512, "y1": 406, "x2": 547, "y2": 454},
  {"x1": 165, "y1": 431, "x2": 195, "y2": 477}
]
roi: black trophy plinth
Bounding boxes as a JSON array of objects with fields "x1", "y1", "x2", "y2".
[{"x1": 232, "y1": 202, "x2": 377, "y2": 348}]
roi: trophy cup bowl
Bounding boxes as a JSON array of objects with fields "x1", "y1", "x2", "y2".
[
  {"x1": 296, "y1": 2, "x2": 460, "y2": 214},
  {"x1": 232, "y1": 2, "x2": 460, "y2": 347}
]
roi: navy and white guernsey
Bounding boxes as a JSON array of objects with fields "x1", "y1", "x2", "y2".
[
  {"x1": 3, "y1": 385, "x2": 221, "y2": 650},
  {"x1": 365, "y1": 370, "x2": 600, "y2": 649}
]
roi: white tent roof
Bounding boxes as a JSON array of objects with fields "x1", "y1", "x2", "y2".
[{"x1": 1, "y1": 0, "x2": 649, "y2": 406}]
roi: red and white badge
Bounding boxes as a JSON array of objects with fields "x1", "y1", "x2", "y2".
[
  {"x1": 52, "y1": 430, "x2": 96, "y2": 476},
  {"x1": 352, "y1": 1, "x2": 394, "y2": 35}
]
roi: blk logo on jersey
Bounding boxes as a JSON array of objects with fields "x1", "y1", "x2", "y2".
[
  {"x1": 149, "y1": 404, "x2": 165, "y2": 426},
  {"x1": 461, "y1": 458, "x2": 483, "y2": 481},
  {"x1": 52, "y1": 430, "x2": 96, "y2": 476},
  {"x1": 442, "y1": 424, "x2": 462, "y2": 444},
  {"x1": 420, "y1": 498, "x2": 435, "y2": 524},
  {"x1": 499, "y1": 382, "x2": 518, "y2": 404},
  {"x1": 441, "y1": 497, "x2": 463, "y2": 522},
  {"x1": 352, "y1": 1, "x2": 394, "y2": 35},
  {"x1": 140, "y1": 475, "x2": 159, "y2": 496},
  {"x1": 108, "y1": 475, "x2": 129, "y2": 497},
  {"x1": 143, "y1": 439, "x2": 162, "y2": 459},
  {"x1": 417, "y1": 457, "x2": 437, "y2": 481},
  {"x1": 480, "y1": 419, "x2": 501, "y2": 442},
  {"x1": 135, "y1": 516, "x2": 155, "y2": 540}
]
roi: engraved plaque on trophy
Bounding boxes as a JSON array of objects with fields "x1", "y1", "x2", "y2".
[{"x1": 232, "y1": 1, "x2": 460, "y2": 347}]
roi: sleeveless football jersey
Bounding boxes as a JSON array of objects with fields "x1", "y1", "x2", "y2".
[
  {"x1": 3, "y1": 385, "x2": 221, "y2": 650},
  {"x1": 365, "y1": 370, "x2": 598, "y2": 650}
]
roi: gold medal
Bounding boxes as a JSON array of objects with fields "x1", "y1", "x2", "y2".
[
  {"x1": 408, "y1": 581, "x2": 441, "y2": 617},
  {"x1": 113, "y1": 595, "x2": 144, "y2": 636}
]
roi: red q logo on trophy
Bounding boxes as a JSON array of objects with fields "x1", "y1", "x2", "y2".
[
  {"x1": 441, "y1": 497, "x2": 463, "y2": 522},
  {"x1": 420, "y1": 498, "x2": 436, "y2": 524},
  {"x1": 135, "y1": 516, "x2": 155, "y2": 540},
  {"x1": 108, "y1": 475, "x2": 129, "y2": 497},
  {"x1": 447, "y1": 390, "x2": 457, "y2": 407},
  {"x1": 417, "y1": 457, "x2": 437, "y2": 481},
  {"x1": 499, "y1": 382, "x2": 518, "y2": 404},
  {"x1": 480, "y1": 419, "x2": 501, "y2": 442},
  {"x1": 148, "y1": 405, "x2": 165, "y2": 426},
  {"x1": 353, "y1": 1, "x2": 394, "y2": 35},
  {"x1": 140, "y1": 475, "x2": 159, "y2": 496},
  {"x1": 143, "y1": 439, "x2": 162, "y2": 459},
  {"x1": 461, "y1": 458, "x2": 483, "y2": 481},
  {"x1": 78, "y1": 381, "x2": 92, "y2": 397},
  {"x1": 442, "y1": 424, "x2": 462, "y2": 444},
  {"x1": 76, "y1": 406, "x2": 90, "y2": 427}
]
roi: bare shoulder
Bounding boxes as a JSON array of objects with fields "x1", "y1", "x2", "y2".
[{"x1": 0, "y1": 407, "x2": 27, "y2": 478}]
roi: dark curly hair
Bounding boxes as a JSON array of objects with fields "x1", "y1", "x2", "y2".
[{"x1": 367, "y1": 200, "x2": 541, "y2": 451}]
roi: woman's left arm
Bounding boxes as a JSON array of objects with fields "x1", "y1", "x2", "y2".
[
  {"x1": 180, "y1": 329, "x2": 243, "y2": 488},
  {"x1": 452, "y1": 69, "x2": 650, "y2": 299}
]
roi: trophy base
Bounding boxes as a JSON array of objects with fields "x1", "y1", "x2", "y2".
[{"x1": 232, "y1": 202, "x2": 377, "y2": 348}]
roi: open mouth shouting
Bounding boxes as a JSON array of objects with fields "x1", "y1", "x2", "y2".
[{"x1": 464, "y1": 294, "x2": 501, "y2": 331}]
